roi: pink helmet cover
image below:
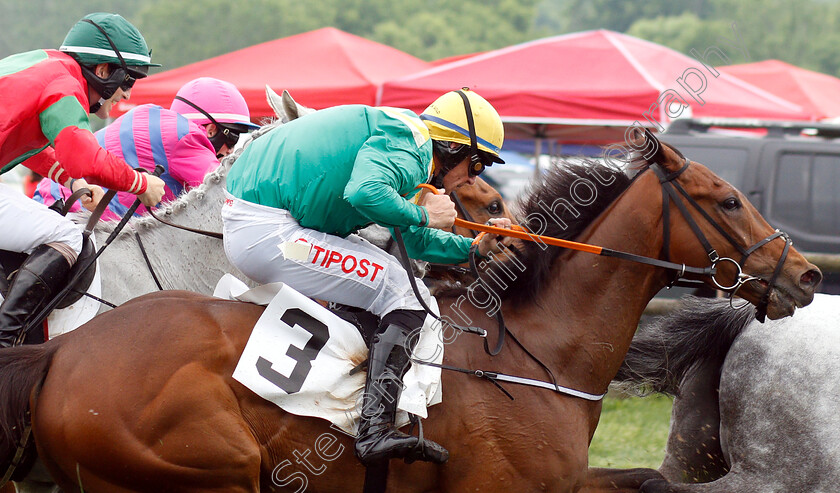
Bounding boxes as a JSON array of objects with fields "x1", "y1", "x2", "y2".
[{"x1": 170, "y1": 77, "x2": 257, "y2": 128}]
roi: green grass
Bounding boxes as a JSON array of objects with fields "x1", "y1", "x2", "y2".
[{"x1": 588, "y1": 394, "x2": 674, "y2": 469}]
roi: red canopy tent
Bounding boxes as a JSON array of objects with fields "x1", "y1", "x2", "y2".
[
  {"x1": 429, "y1": 52, "x2": 484, "y2": 66},
  {"x1": 112, "y1": 27, "x2": 431, "y2": 119},
  {"x1": 380, "y1": 30, "x2": 812, "y2": 143},
  {"x1": 720, "y1": 60, "x2": 840, "y2": 120}
]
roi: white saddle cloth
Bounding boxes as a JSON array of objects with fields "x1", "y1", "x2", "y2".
[{"x1": 214, "y1": 274, "x2": 444, "y2": 435}]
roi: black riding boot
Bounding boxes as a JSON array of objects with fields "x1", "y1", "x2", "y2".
[
  {"x1": 354, "y1": 310, "x2": 449, "y2": 465},
  {"x1": 0, "y1": 245, "x2": 72, "y2": 348}
]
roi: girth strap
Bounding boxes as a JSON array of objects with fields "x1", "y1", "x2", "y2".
[{"x1": 0, "y1": 412, "x2": 34, "y2": 486}]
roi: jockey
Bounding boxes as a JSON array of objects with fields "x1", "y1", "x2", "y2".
[
  {"x1": 34, "y1": 77, "x2": 259, "y2": 219},
  {"x1": 222, "y1": 88, "x2": 508, "y2": 465},
  {"x1": 0, "y1": 12, "x2": 166, "y2": 348}
]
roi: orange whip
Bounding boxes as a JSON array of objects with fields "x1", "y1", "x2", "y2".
[{"x1": 416, "y1": 184, "x2": 603, "y2": 255}]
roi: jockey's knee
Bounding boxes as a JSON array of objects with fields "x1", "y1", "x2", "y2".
[
  {"x1": 54, "y1": 219, "x2": 83, "y2": 255},
  {"x1": 45, "y1": 241, "x2": 80, "y2": 267},
  {"x1": 374, "y1": 270, "x2": 430, "y2": 317},
  {"x1": 46, "y1": 215, "x2": 84, "y2": 259}
]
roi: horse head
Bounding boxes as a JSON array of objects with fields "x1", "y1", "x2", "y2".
[{"x1": 630, "y1": 128, "x2": 821, "y2": 319}]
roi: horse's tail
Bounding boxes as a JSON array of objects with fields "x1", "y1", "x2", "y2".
[
  {"x1": 0, "y1": 343, "x2": 59, "y2": 461},
  {"x1": 613, "y1": 296, "x2": 755, "y2": 396}
]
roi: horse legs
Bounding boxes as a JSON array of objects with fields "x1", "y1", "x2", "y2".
[
  {"x1": 12, "y1": 480, "x2": 59, "y2": 493},
  {"x1": 578, "y1": 467, "x2": 664, "y2": 492},
  {"x1": 14, "y1": 458, "x2": 61, "y2": 493},
  {"x1": 639, "y1": 468, "x2": 759, "y2": 493},
  {"x1": 658, "y1": 363, "x2": 728, "y2": 483}
]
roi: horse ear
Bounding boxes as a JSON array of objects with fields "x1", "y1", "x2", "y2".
[
  {"x1": 283, "y1": 91, "x2": 315, "y2": 120},
  {"x1": 264, "y1": 86, "x2": 314, "y2": 123},
  {"x1": 626, "y1": 126, "x2": 674, "y2": 169},
  {"x1": 265, "y1": 85, "x2": 287, "y2": 121},
  {"x1": 281, "y1": 90, "x2": 302, "y2": 121}
]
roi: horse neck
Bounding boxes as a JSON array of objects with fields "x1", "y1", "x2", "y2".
[
  {"x1": 94, "y1": 165, "x2": 236, "y2": 296},
  {"x1": 442, "y1": 170, "x2": 668, "y2": 393}
]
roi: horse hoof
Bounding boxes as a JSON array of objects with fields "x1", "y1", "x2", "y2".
[{"x1": 640, "y1": 478, "x2": 670, "y2": 492}]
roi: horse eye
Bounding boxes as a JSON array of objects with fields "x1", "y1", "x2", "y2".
[
  {"x1": 721, "y1": 197, "x2": 741, "y2": 211},
  {"x1": 487, "y1": 200, "x2": 503, "y2": 215}
]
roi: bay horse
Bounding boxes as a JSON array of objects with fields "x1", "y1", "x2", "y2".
[
  {"x1": 613, "y1": 293, "x2": 840, "y2": 492},
  {"x1": 0, "y1": 130, "x2": 821, "y2": 492}
]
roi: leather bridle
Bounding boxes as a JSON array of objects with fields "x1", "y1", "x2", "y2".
[{"x1": 651, "y1": 157, "x2": 792, "y2": 322}]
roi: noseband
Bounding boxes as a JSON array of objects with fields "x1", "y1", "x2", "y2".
[{"x1": 652, "y1": 158, "x2": 792, "y2": 322}]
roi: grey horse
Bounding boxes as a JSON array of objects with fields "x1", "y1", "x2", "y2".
[
  {"x1": 613, "y1": 294, "x2": 840, "y2": 493},
  {"x1": 84, "y1": 88, "x2": 413, "y2": 310},
  {"x1": 83, "y1": 88, "x2": 310, "y2": 309}
]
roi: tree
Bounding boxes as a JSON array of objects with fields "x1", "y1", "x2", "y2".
[
  {"x1": 133, "y1": 0, "x2": 541, "y2": 68},
  {"x1": 534, "y1": 0, "x2": 712, "y2": 34},
  {"x1": 708, "y1": 0, "x2": 840, "y2": 75},
  {"x1": 626, "y1": 13, "x2": 733, "y2": 60},
  {"x1": 0, "y1": 0, "x2": 143, "y2": 59},
  {"x1": 7, "y1": 0, "x2": 840, "y2": 83}
]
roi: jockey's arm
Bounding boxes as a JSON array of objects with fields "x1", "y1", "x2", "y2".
[
  {"x1": 346, "y1": 136, "x2": 488, "y2": 264},
  {"x1": 344, "y1": 138, "x2": 429, "y2": 229},
  {"x1": 33, "y1": 95, "x2": 149, "y2": 194},
  {"x1": 163, "y1": 128, "x2": 219, "y2": 188},
  {"x1": 390, "y1": 225, "x2": 473, "y2": 264}
]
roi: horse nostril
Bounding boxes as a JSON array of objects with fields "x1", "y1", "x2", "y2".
[{"x1": 800, "y1": 268, "x2": 822, "y2": 289}]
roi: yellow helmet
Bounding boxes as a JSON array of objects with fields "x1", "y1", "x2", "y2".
[{"x1": 420, "y1": 88, "x2": 504, "y2": 161}]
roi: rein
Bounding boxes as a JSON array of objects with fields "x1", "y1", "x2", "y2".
[
  {"x1": 20, "y1": 167, "x2": 165, "y2": 337},
  {"x1": 132, "y1": 193, "x2": 225, "y2": 292},
  {"x1": 0, "y1": 411, "x2": 33, "y2": 486},
  {"x1": 147, "y1": 207, "x2": 223, "y2": 239},
  {"x1": 449, "y1": 190, "x2": 476, "y2": 237},
  {"x1": 417, "y1": 183, "x2": 713, "y2": 279},
  {"x1": 651, "y1": 158, "x2": 791, "y2": 322},
  {"x1": 399, "y1": 158, "x2": 792, "y2": 401},
  {"x1": 391, "y1": 227, "x2": 572, "y2": 400},
  {"x1": 418, "y1": 164, "x2": 792, "y2": 321}
]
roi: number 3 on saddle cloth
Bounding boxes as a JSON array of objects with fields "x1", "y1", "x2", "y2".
[{"x1": 214, "y1": 274, "x2": 444, "y2": 435}]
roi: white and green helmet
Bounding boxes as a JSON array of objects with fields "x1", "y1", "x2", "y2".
[{"x1": 59, "y1": 12, "x2": 159, "y2": 70}]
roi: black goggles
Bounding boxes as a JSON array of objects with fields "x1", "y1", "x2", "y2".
[
  {"x1": 119, "y1": 66, "x2": 148, "y2": 91},
  {"x1": 117, "y1": 70, "x2": 136, "y2": 91},
  {"x1": 218, "y1": 126, "x2": 241, "y2": 149},
  {"x1": 467, "y1": 150, "x2": 498, "y2": 177},
  {"x1": 83, "y1": 19, "x2": 149, "y2": 93}
]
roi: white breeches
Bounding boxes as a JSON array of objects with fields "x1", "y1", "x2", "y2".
[
  {"x1": 221, "y1": 194, "x2": 429, "y2": 318},
  {"x1": 0, "y1": 182, "x2": 83, "y2": 255}
]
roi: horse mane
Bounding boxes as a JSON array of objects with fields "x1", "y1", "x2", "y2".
[
  {"x1": 613, "y1": 295, "x2": 755, "y2": 397},
  {"x1": 82, "y1": 119, "x2": 285, "y2": 236},
  {"x1": 481, "y1": 157, "x2": 639, "y2": 304},
  {"x1": 0, "y1": 344, "x2": 59, "y2": 462}
]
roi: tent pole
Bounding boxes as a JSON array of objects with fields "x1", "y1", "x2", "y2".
[{"x1": 533, "y1": 137, "x2": 543, "y2": 179}]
